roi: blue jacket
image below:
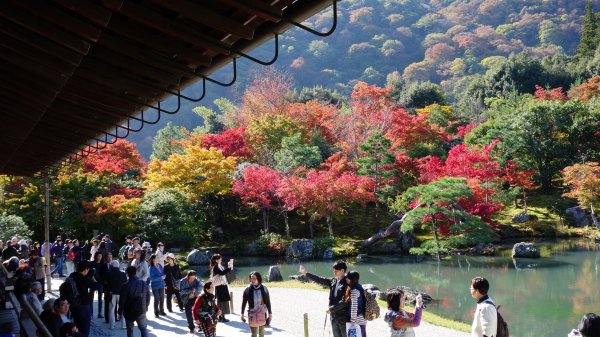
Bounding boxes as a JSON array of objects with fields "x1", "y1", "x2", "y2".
[
  {"x1": 149, "y1": 264, "x2": 165, "y2": 289},
  {"x1": 179, "y1": 278, "x2": 201, "y2": 306}
]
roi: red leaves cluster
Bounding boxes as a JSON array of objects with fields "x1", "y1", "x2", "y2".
[
  {"x1": 233, "y1": 165, "x2": 282, "y2": 210},
  {"x1": 387, "y1": 108, "x2": 441, "y2": 151},
  {"x1": 418, "y1": 140, "x2": 505, "y2": 224},
  {"x1": 568, "y1": 76, "x2": 600, "y2": 102},
  {"x1": 457, "y1": 123, "x2": 476, "y2": 139},
  {"x1": 83, "y1": 139, "x2": 146, "y2": 175},
  {"x1": 201, "y1": 127, "x2": 251, "y2": 158},
  {"x1": 534, "y1": 85, "x2": 568, "y2": 101},
  {"x1": 503, "y1": 160, "x2": 535, "y2": 191}
]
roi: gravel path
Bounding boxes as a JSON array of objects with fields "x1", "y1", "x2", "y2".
[{"x1": 46, "y1": 279, "x2": 469, "y2": 337}]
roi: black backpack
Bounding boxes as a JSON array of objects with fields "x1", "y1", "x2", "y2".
[
  {"x1": 485, "y1": 300, "x2": 509, "y2": 337},
  {"x1": 59, "y1": 277, "x2": 81, "y2": 307}
]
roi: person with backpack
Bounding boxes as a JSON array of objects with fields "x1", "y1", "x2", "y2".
[
  {"x1": 345, "y1": 271, "x2": 366, "y2": 337},
  {"x1": 192, "y1": 281, "x2": 221, "y2": 337},
  {"x1": 470, "y1": 277, "x2": 497, "y2": 337},
  {"x1": 164, "y1": 253, "x2": 183, "y2": 313},
  {"x1": 383, "y1": 288, "x2": 423, "y2": 337},
  {"x1": 118, "y1": 236, "x2": 132, "y2": 265},
  {"x1": 61, "y1": 260, "x2": 96, "y2": 337},
  {"x1": 299, "y1": 260, "x2": 349, "y2": 337},
  {"x1": 241, "y1": 271, "x2": 272, "y2": 337},
  {"x1": 119, "y1": 266, "x2": 150, "y2": 337}
]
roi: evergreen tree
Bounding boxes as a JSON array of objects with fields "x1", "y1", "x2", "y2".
[
  {"x1": 274, "y1": 133, "x2": 322, "y2": 174},
  {"x1": 150, "y1": 122, "x2": 185, "y2": 161},
  {"x1": 356, "y1": 132, "x2": 397, "y2": 202},
  {"x1": 578, "y1": 0, "x2": 598, "y2": 60}
]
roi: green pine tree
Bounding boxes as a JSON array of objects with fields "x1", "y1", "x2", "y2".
[{"x1": 578, "y1": 0, "x2": 598, "y2": 59}]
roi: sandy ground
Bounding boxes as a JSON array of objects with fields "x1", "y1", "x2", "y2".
[{"x1": 44, "y1": 278, "x2": 470, "y2": 337}]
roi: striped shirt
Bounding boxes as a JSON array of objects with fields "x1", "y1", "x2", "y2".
[{"x1": 350, "y1": 289, "x2": 366, "y2": 325}]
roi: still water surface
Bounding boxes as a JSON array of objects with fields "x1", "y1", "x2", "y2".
[{"x1": 197, "y1": 239, "x2": 600, "y2": 337}]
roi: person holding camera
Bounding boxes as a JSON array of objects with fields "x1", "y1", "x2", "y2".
[
  {"x1": 299, "y1": 260, "x2": 349, "y2": 337},
  {"x1": 569, "y1": 313, "x2": 600, "y2": 337},
  {"x1": 209, "y1": 254, "x2": 233, "y2": 323},
  {"x1": 384, "y1": 288, "x2": 423, "y2": 337}
]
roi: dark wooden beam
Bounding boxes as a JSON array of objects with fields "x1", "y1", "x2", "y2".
[{"x1": 218, "y1": 0, "x2": 282, "y2": 22}]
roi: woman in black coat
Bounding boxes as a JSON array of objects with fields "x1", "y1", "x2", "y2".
[
  {"x1": 164, "y1": 253, "x2": 183, "y2": 312},
  {"x1": 209, "y1": 253, "x2": 233, "y2": 322}
]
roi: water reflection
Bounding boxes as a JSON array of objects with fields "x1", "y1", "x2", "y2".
[{"x1": 198, "y1": 239, "x2": 600, "y2": 337}]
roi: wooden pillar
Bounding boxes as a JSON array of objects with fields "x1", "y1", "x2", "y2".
[
  {"x1": 44, "y1": 174, "x2": 52, "y2": 293},
  {"x1": 304, "y1": 313, "x2": 309, "y2": 337}
]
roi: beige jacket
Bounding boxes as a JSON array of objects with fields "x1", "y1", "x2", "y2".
[{"x1": 471, "y1": 298, "x2": 497, "y2": 337}]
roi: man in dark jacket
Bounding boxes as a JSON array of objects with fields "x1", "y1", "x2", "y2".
[
  {"x1": 68, "y1": 260, "x2": 96, "y2": 337},
  {"x1": 300, "y1": 260, "x2": 349, "y2": 337},
  {"x1": 119, "y1": 266, "x2": 150, "y2": 337},
  {"x1": 50, "y1": 236, "x2": 65, "y2": 277},
  {"x1": 1, "y1": 241, "x2": 18, "y2": 261},
  {"x1": 105, "y1": 260, "x2": 127, "y2": 329}
]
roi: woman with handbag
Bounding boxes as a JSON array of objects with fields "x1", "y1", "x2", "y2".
[
  {"x1": 209, "y1": 253, "x2": 233, "y2": 323},
  {"x1": 192, "y1": 281, "x2": 221, "y2": 337},
  {"x1": 164, "y1": 253, "x2": 183, "y2": 312},
  {"x1": 345, "y1": 271, "x2": 367, "y2": 337},
  {"x1": 241, "y1": 271, "x2": 272, "y2": 337}
]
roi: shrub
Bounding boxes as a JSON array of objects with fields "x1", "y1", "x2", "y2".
[
  {"x1": 256, "y1": 233, "x2": 289, "y2": 256},
  {"x1": 313, "y1": 236, "x2": 336, "y2": 257},
  {"x1": 0, "y1": 213, "x2": 33, "y2": 241}
]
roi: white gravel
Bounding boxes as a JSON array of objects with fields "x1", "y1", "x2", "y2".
[{"x1": 46, "y1": 280, "x2": 470, "y2": 337}]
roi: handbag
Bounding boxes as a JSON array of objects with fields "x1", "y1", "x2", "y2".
[
  {"x1": 346, "y1": 322, "x2": 363, "y2": 337},
  {"x1": 248, "y1": 304, "x2": 267, "y2": 328},
  {"x1": 172, "y1": 276, "x2": 181, "y2": 291},
  {"x1": 198, "y1": 310, "x2": 219, "y2": 328}
]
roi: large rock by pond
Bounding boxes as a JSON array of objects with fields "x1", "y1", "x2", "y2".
[
  {"x1": 267, "y1": 266, "x2": 283, "y2": 282},
  {"x1": 322, "y1": 248, "x2": 334, "y2": 260},
  {"x1": 286, "y1": 239, "x2": 314, "y2": 259},
  {"x1": 187, "y1": 249, "x2": 211, "y2": 266},
  {"x1": 380, "y1": 286, "x2": 433, "y2": 305},
  {"x1": 397, "y1": 231, "x2": 417, "y2": 254},
  {"x1": 511, "y1": 242, "x2": 540, "y2": 258},
  {"x1": 566, "y1": 206, "x2": 591, "y2": 227},
  {"x1": 470, "y1": 243, "x2": 496, "y2": 256}
]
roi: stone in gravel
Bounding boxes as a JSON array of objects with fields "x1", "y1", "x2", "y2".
[
  {"x1": 187, "y1": 249, "x2": 210, "y2": 266},
  {"x1": 267, "y1": 266, "x2": 283, "y2": 282},
  {"x1": 286, "y1": 239, "x2": 314, "y2": 259},
  {"x1": 512, "y1": 242, "x2": 540, "y2": 258}
]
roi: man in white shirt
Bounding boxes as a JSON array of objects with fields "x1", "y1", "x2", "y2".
[{"x1": 470, "y1": 277, "x2": 497, "y2": 337}]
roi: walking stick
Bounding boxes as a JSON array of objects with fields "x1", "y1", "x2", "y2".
[{"x1": 322, "y1": 312, "x2": 328, "y2": 337}]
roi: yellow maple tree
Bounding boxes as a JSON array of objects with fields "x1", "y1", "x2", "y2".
[{"x1": 145, "y1": 146, "x2": 237, "y2": 201}]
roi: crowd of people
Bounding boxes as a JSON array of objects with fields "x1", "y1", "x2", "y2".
[{"x1": 2, "y1": 234, "x2": 599, "y2": 337}]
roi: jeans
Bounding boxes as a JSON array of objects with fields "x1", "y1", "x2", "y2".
[
  {"x1": 251, "y1": 325, "x2": 265, "y2": 337},
  {"x1": 89, "y1": 284, "x2": 103, "y2": 316},
  {"x1": 125, "y1": 314, "x2": 148, "y2": 337},
  {"x1": 109, "y1": 294, "x2": 125, "y2": 329},
  {"x1": 184, "y1": 298, "x2": 196, "y2": 332},
  {"x1": 71, "y1": 304, "x2": 91, "y2": 337},
  {"x1": 0, "y1": 309, "x2": 20, "y2": 337},
  {"x1": 166, "y1": 290, "x2": 183, "y2": 311},
  {"x1": 152, "y1": 288, "x2": 165, "y2": 315},
  {"x1": 331, "y1": 317, "x2": 347, "y2": 337},
  {"x1": 65, "y1": 260, "x2": 74, "y2": 275},
  {"x1": 51, "y1": 257, "x2": 64, "y2": 276}
]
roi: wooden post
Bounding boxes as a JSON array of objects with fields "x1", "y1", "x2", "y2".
[
  {"x1": 44, "y1": 174, "x2": 52, "y2": 294},
  {"x1": 304, "y1": 313, "x2": 309, "y2": 337},
  {"x1": 230, "y1": 291, "x2": 234, "y2": 314}
]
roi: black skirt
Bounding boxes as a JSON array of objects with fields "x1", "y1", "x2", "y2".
[{"x1": 215, "y1": 284, "x2": 231, "y2": 302}]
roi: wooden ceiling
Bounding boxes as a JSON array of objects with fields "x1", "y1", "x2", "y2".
[{"x1": 0, "y1": 0, "x2": 335, "y2": 176}]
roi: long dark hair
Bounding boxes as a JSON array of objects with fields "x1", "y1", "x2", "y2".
[
  {"x1": 209, "y1": 253, "x2": 221, "y2": 270},
  {"x1": 344, "y1": 271, "x2": 360, "y2": 302},
  {"x1": 149, "y1": 254, "x2": 157, "y2": 267}
]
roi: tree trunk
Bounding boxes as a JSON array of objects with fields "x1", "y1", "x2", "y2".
[
  {"x1": 326, "y1": 216, "x2": 334, "y2": 237},
  {"x1": 361, "y1": 216, "x2": 406, "y2": 247},
  {"x1": 432, "y1": 219, "x2": 441, "y2": 261},
  {"x1": 262, "y1": 208, "x2": 269, "y2": 234},
  {"x1": 283, "y1": 210, "x2": 290, "y2": 238},
  {"x1": 591, "y1": 203, "x2": 599, "y2": 229},
  {"x1": 523, "y1": 192, "x2": 528, "y2": 213}
]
